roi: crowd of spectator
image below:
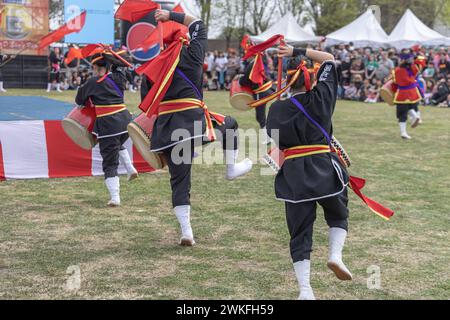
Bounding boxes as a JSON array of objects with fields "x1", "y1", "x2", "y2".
[
  {"x1": 47, "y1": 44, "x2": 450, "y2": 108},
  {"x1": 330, "y1": 44, "x2": 450, "y2": 107},
  {"x1": 46, "y1": 47, "x2": 142, "y2": 93}
]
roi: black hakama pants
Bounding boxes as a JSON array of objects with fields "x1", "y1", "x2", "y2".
[{"x1": 285, "y1": 189, "x2": 349, "y2": 263}]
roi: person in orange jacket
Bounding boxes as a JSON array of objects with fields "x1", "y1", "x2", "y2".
[{"x1": 391, "y1": 50, "x2": 425, "y2": 139}]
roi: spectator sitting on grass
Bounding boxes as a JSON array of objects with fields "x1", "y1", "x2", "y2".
[
  {"x1": 431, "y1": 77, "x2": 450, "y2": 106},
  {"x1": 344, "y1": 81, "x2": 360, "y2": 101}
]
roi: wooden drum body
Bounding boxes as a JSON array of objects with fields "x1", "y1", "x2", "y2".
[
  {"x1": 229, "y1": 78, "x2": 254, "y2": 111},
  {"x1": 127, "y1": 113, "x2": 166, "y2": 170},
  {"x1": 380, "y1": 80, "x2": 395, "y2": 106},
  {"x1": 62, "y1": 106, "x2": 97, "y2": 150}
]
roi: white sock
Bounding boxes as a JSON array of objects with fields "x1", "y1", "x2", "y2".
[
  {"x1": 399, "y1": 122, "x2": 410, "y2": 138},
  {"x1": 46, "y1": 83, "x2": 52, "y2": 92},
  {"x1": 57, "y1": 83, "x2": 62, "y2": 92},
  {"x1": 105, "y1": 176, "x2": 120, "y2": 206},
  {"x1": 293, "y1": 260, "x2": 315, "y2": 300},
  {"x1": 0, "y1": 81, "x2": 6, "y2": 92},
  {"x1": 408, "y1": 109, "x2": 418, "y2": 123},
  {"x1": 328, "y1": 228, "x2": 347, "y2": 262},
  {"x1": 119, "y1": 149, "x2": 138, "y2": 179},
  {"x1": 129, "y1": 84, "x2": 136, "y2": 92},
  {"x1": 225, "y1": 149, "x2": 253, "y2": 180},
  {"x1": 327, "y1": 227, "x2": 353, "y2": 280},
  {"x1": 174, "y1": 205, "x2": 194, "y2": 243}
]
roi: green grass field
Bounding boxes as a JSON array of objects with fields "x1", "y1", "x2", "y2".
[{"x1": 1, "y1": 89, "x2": 449, "y2": 300}]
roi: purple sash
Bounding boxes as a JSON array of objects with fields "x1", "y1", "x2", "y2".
[{"x1": 290, "y1": 97, "x2": 331, "y2": 145}]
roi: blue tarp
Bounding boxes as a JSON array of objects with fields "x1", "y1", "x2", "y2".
[{"x1": 0, "y1": 96, "x2": 74, "y2": 121}]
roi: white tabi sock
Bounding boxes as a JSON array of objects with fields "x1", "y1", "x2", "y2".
[
  {"x1": 225, "y1": 149, "x2": 253, "y2": 181},
  {"x1": 399, "y1": 122, "x2": 411, "y2": 139},
  {"x1": 174, "y1": 205, "x2": 195, "y2": 246},
  {"x1": 105, "y1": 176, "x2": 120, "y2": 207},
  {"x1": 417, "y1": 110, "x2": 423, "y2": 124},
  {"x1": 119, "y1": 149, "x2": 138, "y2": 181},
  {"x1": 0, "y1": 81, "x2": 6, "y2": 92},
  {"x1": 327, "y1": 228, "x2": 352, "y2": 281},
  {"x1": 293, "y1": 260, "x2": 316, "y2": 300},
  {"x1": 408, "y1": 109, "x2": 420, "y2": 128}
]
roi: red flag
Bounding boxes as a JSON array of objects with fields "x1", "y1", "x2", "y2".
[
  {"x1": 115, "y1": 0, "x2": 158, "y2": 23},
  {"x1": 137, "y1": 4, "x2": 188, "y2": 53},
  {"x1": 136, "y1": 32, "x2": 186, "y2": 114},
  {"x1": 64, "y1": 47, "x2": 83, "y2": 65},
  {"x1": 80, "y1": 44, "x2": 104, "y2": 58},
  {"x1": 243, "y1": 34, "x2": 284, "y2": 60},
  {"x1": 38, "y1": 11, "x2": 87, "y2": 49},
  {"x1": 64, "y1": 44, "x2": 105, "y2": 65},
  {"x1": 241, "y1": 34, "x2": 250, "y2": 52},
  {"x1": 137, "y1": 22, "x2": 163, "y2": 52},
  {"x1": 249, "y1": 53, "x2": 266, "y2": 86}
]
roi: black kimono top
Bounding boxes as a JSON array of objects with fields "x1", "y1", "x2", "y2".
[
  {"x1": 267, "y1": 60, "x2": 349, "y2": 203},
  {"x1": 141, "y1": 20, "x2": 208, "y2": 152},
  {"x1": 75, "y1": 68, "x2": 132, "y2": 139}
]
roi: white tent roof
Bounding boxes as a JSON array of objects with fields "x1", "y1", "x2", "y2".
[
  {"x1": 388, "y1": 9, "x2": 450, "y2": 49},
  {"x1": 325, "y1": 10, "x2": 389, "y2": 48},
  {"x1": 251, "y1": 12, "x2": 320, "y2": 45}
]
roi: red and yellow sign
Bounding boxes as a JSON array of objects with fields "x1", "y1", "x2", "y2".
[{"x1": 0, "y1": 0, "x2": 49, "y2": 55}]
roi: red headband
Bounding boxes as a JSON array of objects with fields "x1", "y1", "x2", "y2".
[{"x1": 287, "y1": 61, "x2": 311, "y2": 91}]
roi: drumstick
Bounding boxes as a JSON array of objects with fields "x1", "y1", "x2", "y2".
[
  {"x1": 277, "y1": 37, "x2": 285, "y2": 98},
  {"x1": 0, "y1": 46, "x2": 30, "y2": 68},
  {"x1": 158, "y1": 4, "x2": 164, "y2": 51}
]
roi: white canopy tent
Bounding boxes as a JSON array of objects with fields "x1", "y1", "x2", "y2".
[
  {"x1": 251, "y1": 12, "x2": 320, "y2": 45},
  {"x1": 325, "y1": 10, "x2": 389, "y2": 48},
  {"x1": 388, "y1": 9, "x2": 450, "y2": 49}
]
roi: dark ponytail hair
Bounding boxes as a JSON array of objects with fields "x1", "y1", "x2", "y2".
[{"x1": 287, "y1": 56, "x2": 315, "y2": 91}]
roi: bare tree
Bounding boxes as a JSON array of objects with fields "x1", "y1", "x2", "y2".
[
  {"x1": 277, "y1": 0, "x2": 305, "y2": 20},
  {"x1": 194, "y1": 0, "x2": 212, "y2": 34},
  {"x1": 247, "y1": 0, "x2": 276, "y2": 35},
  {"x1": 217, "y1": 0, "x2": 240, "y2": 48}
]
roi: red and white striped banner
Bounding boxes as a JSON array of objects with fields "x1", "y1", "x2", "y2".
[{"x1": 0, "y1": 120, "x2": 154, "y2": 180}]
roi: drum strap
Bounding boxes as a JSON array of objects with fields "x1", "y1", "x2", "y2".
[
  {"x1": 253, "y1": 81, "x2": 273, "y2": 94},
  {"x1": 176, "y1": 68, "x2": 203, "y2": 100},
  {"x1": 290, "y1": 97, "x2": 332, "y2": 144}
]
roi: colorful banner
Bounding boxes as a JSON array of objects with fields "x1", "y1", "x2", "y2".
[
  {"x1": 0, "y1": 0, "x2": 49, "y2": 55},
  {"x1": 64, "y1": 0, "x2": 114, "y2": 45}
]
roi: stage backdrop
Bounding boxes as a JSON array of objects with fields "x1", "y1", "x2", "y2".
[
  {"x1": 64, "y1": 0, "x2": 114, "y2": 45},
  {"x1": 0, "y1": 0, "x2": 49, "y2": 55}
]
